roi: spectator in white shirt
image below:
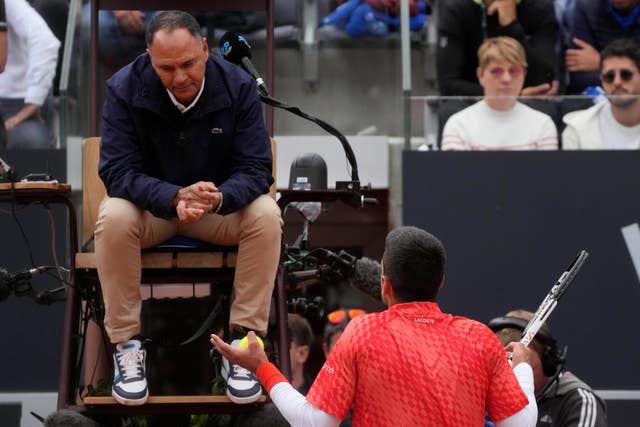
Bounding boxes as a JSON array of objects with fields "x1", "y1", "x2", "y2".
[{"x1": 0, "y1": 0, "x2": 59, "y2": 150}]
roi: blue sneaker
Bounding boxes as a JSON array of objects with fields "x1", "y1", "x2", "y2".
[
  {"x1": 112, "y1": 339, "x2": 148, "y2": 406},
  {"x1": 221, "y1": 339, "x2": 262, "y2": 404}
]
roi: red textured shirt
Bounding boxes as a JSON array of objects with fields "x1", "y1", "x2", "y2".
[{"x1": 306, "y1": 302, "x2": 528, "y2": 426}]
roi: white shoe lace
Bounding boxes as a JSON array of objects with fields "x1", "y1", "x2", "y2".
[{"x1": 117, "y1": 349, "x2": 144, "y2": 381}]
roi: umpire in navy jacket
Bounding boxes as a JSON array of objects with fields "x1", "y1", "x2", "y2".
[{"x1": 95, "y1": 10, "x2": 282, "y2": 406}]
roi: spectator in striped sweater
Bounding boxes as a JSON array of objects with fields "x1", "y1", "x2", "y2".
[{"x1": 441, "y1": 36, "x2": 558, "y2": 151}]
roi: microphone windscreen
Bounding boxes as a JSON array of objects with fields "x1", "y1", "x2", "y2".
[
  {"x1": 44, "y1": 410, "x2": 101, "y2": 427},
  {"x1": 350, "y1": 257, "x2": 381, "y2": 300},
  {"x1": 218, "y1": 32, "x2": 251, "y2": 65}
]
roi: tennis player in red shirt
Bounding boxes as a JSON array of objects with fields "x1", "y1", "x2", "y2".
[{"x1": 212, "y1": 226, "x2": 537, "y2": 426}]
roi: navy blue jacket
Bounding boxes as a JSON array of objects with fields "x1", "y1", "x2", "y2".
[
  {"x1": 569, "y1": 0, "x2": 640, "y2": 92},
  {"x1": 100, "y1": 53, "x2": 273, "y2": 219}
]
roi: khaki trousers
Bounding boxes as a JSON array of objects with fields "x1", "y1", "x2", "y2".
[{"x1": 94, "y1": 195, "x2": 282, "y2": 344}]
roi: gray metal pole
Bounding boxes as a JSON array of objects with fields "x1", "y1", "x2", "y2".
[
  {"x1": 58, "y1": 0, "x2": 81, "y2": 148},
  {"x1": 401, "y1": 0, "x2": 412, "y2": 150}
]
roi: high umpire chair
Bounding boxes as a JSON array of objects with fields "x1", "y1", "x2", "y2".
[
  {"x1": 60, "y1": 137, "x2": 288, "y2": 416},
  {"x1": 61, "y1": 0, "x2": 286, "y2": 415}
]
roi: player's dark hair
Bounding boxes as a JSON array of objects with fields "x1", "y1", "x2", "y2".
[
  {"x1": 382, "y1": 226, "x2": 446, "y2": 302},
  {"x1": 600, "y1": 38, "x2": 640, "y2": 72}
]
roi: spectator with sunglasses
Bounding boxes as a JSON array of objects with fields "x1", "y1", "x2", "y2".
[
  {"x1": 212, "y1": 226, "x2": 539, "y2": 427},
  {"x1": 441, "y1": 36, "x2": 558, "y2": 150},
  {"x1": 563, "y1": 38, "x2": 640, "y2": 149},
  {"x1": 323, "y1": 308, "x2": 366, "y2": 357}
]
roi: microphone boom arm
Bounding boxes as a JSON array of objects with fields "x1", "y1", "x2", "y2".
[
  {"x1": 259, "y1": 94, "x2": 360, "y2": 183},
  {"x1": 218, "y1": 31, "x2": 360, "y2": 184}
]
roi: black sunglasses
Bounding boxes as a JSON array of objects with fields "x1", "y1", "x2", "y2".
[{"x1": 601, "y1": 68, "x2": 636, "y2": 84}]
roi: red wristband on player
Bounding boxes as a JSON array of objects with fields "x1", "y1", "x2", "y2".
[{"x1": 256, "y1": 362, "x2": 288, "y2": 394}]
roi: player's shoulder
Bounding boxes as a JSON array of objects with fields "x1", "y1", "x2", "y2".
[
  {"x1": 340, "y1": 310, "x2": 391, "y2": 342},
  {"x1": 449, "y1": 313, "x2": 485, "y2": 328},
  {"x1": 450, "y1": 314, "x2": 499, "y2": 340},
  {"x1": 350, "y1": 310, "x2": 386, "y2": 330}
]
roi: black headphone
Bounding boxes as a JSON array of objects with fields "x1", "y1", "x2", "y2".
[{"x1": 488, "y1": 316, "x2": 567, "y2": 377}]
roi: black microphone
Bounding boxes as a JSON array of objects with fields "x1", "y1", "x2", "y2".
[
  {"x1": 286, "y1": 249, "x2": 382, "y2": 299},
  {"x1": 349, "y1": 257, "x2": 382, "y2": 300},
  {"x1": 288, "y1": 268, "x2": 326, "y2": 288},
  {"x1": 219, "y1": 32, "x2": 270, "y2": 96},
  {"x1": 288, "y1": 296, "x2": 325, "y2": 319},
  {"x1": 7, "y1": 266, "x2": 47, "y2": 285},
  {"x1": 0, "y1": 266, "x2": 47, "y2": 301}
]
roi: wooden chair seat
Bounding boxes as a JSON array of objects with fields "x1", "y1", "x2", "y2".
[{"x1": 75, "y1": 250, "x2": 237, "y2": 270}]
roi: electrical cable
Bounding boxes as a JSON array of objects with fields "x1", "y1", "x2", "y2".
[
  {"x1": 46, "y1": 206, "x2": 70, "y2": 287},
  {"x1": 259, "y1": 94, "x2": 360, "y2": 183},
  {"x1": 10, "y1": 191, "x2": 36, "y2": 267}
]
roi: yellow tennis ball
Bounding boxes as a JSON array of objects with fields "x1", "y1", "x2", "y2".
[{"x1": 239, "y1": 335, "x2": 264, "y2": 350}]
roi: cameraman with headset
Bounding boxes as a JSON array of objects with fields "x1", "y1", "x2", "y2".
[{"x1": 489, "y1": 309, "x2": 607, "y2": 427}]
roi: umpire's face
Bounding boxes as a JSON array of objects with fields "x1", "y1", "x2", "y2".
[{"x1": 148, "y1": 28, "x2": 209, "y2": 105}]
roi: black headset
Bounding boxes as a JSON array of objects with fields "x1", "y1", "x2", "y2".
[{"x1": 488, "y1": 316, "x2": 567, "y2": 377}]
